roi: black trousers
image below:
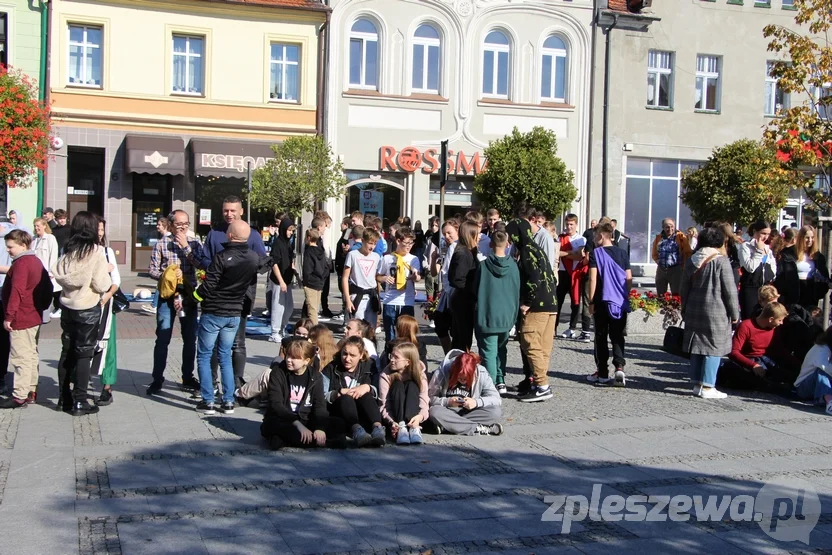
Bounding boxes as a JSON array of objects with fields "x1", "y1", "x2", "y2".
[
  {"x1": 386, "y1": 380, "x2": 422, "y2": 424},
  {"x1": 740, "y1": 286, "x2": 760, "y2": 320},
  {"x1": 450, "y1": 296, "x2": 475, "y2": 351},
  {"x1": 211, "y1": 300, "x2": 250, "y2": 388},
  {"x1": 57, "y1": 305, "x2": 101, "y2": 404},
  {"x1": 330, "y1": 392, "x2": 382, "y2": 430},
  {"x1": 0, "y1": 303, "x2": 10, "y2": 381},
  {"x1": 556, "y1": 270, "x2": 589, "y2": 330},
  {"x1": 52, "y1": 291, "x2": 61, "y2": 312},
  {"x1": 321, "y1": 271, "x2": 331, "y2": 312},
  {"x1": 260, "y1": 416, "x2": 346, "y2": 446},
  {"x1": 593, "y1": 306, "x2": 626, "y2": 378}
]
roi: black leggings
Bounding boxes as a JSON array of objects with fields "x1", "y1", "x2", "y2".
[
  {"x1": 260, "y1": 416, "x2": 346, "y2": 447},
  {"x1": 386, "y1": 380, "x2": 422, "y2": 424},
  {"x1": 57, "y1": 305, "x2": 101, "y2": 404},
  {"x1": 329, "y1": 392, "x2": 381, "y2": 431}
]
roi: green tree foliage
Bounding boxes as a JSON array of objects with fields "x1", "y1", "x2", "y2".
[
  {"x1": 680, "y1": 139, "x2": 792, "y2": 227},
  {"x1": 473, "y1": 127, "x2": 576, "y2": 218},
  {"x1": 250, "y1": 135, "x2": 346, "y2": 219}
]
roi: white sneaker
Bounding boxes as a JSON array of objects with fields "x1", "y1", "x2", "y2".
[
  {"x1": 509, "y1": 326, "x2": 516, "y2": 339},
  {"x1": 331, "y1": 314, "x2": 344, "y2": 322},
  {"x1": 496, "y1": 383, "x2": 507, "y2": 396},
  {"x1": 613, "y1": 370, "x2": 626, "y2": 388},
  {"x1": 586, "y1": 372, "x2": 613, "y2": 385},
  {"x1": 268, "y1": 335, "x2": 282, "y2": 344},
  {"x1": 559, "y1": 329, "x2": 579, "y2": 340},
  {"x1": 141, "y1": 305, "x2": 157, "y2": 315},
  {"x1": 429, "y1": 321, "x2": 436, "y2": 328},
  {"x1": 50, "y1": 309, "x2": 62, "y2": 319},
  {"x1": 261, "y1": 310, "x2": 270, "y2": 317},
  {"x1": 397, "y1": 422, "x2": 410, "y2": 445},
  {"x1": 408, "y1": 426, "x2": 423, "y2": 445},
  {"x1": 375, "y1": 326, "x2": 383, "y2": 335},
  {"x1": 698, "y1": 387, "x2": 728, "y2": 399}
]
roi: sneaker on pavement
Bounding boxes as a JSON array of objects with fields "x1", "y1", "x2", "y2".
[
  {"x1": 141, "y1": 305, "x2": 157, "y2": 315},
  {"x1": 577, "y1": 332, "x2": 592, "y2": 343},
  {"x1": 370, "y1": 425, "x2": 386, "y2": 446},
  {"x1": 0, "y1": 396, "x2": 27, "y2": 409},
  {"x1": 698, "y1": 387, "x2": 728, "y2": 400},
  {"x1": 429, "y1": 320, "x2": 435, "y2": 328},
  {"x1": 352, "y1": 426, "x2": 371, "y2": 447},
  {"x1": 261, "y1": 309, "x2": 270, "y2": 317},
  {"x1": 408, "y1": 426, "x2": 423, "y2": 444},
  {"x1": 146, "y1": 381, "x2": 163, "y2": 395},
  {"x1": 267, "y1": 435, "x2": 285, "y2": 450},
  {"x1": 396, "y1": 422, "x2": 410, "y2": 445},
  {"x1": 559, "y1": 329, "x2": 579, "y2": 340},
  {"x1": 692, "y1": 384, "x2": 702, "y2": 396},
  {"x1": 195, "y1": 401, "x2": 216, "y2": 415},
  {"x1": 25, "y1": 391, "x2": 37, "y2": 404},
  {"x1": 475, "y1": 423, "x2": 503, "y2": 436},
  {"x1": 826, "y1": 401, "x2": 832, "y2": 416},
  {"x1": 331, "y1": 314, "x2": 344, "y2": 323},
  {"x1": 519, "y1": 385, "x2": 553, "y2": 403},
  {"x1": 219, "y1": 402, "x2": 235, "y2": 414},
  {"x1": 516, "y1": 379, "x2": 533, "y2": 396},
  {"x1": 71, "y1": 401, "x2": 99, "y2": 416},
  {"x1": 96, "y1": 389, "x2": 113, "y2": 406},
  {"x1": 50, "y1": 309, "x2": 62, "y2": 319},
  {"x1": 181, "y1": 376, "x2": 201, "y2": 391},
  {"x1": 496, "y1": 383, "x2": 507, "y2": 396},
  {"x1": 320, "y1": 309, "x2": 335, "y2": 319},
  {"x1": 587, "y1": 372, "x2": 613, "y2": 386},
  {"x1": 613, "y1": 369, "x2": 626, "y2": 388},
  {"x1": 268, "y1": 335, "x2": 282, "y2": 343},
  {"x1": 318, "y1": 314, "x2": 331, "y2": 322}
]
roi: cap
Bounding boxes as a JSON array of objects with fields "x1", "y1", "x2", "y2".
[{"x1": 42, "y1": 207, "x2": 54, "y2": 214}]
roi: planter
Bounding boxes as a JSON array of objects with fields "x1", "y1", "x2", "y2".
[{"x1": 626, "y1": 310, "x2": 682, "y2": 335}]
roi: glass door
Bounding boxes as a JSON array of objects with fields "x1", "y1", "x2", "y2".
[{"x1": 132, "y1": 174, "x2": 171, "y2": 272}]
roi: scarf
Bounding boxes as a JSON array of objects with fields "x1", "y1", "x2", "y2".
[{"x1": 393, "y1": 252, "x2": 414, "y2": 290}]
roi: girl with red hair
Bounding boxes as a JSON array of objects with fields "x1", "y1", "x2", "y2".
[{"x1": 427, "y1": 350, "x2": 503, "y2": 435}]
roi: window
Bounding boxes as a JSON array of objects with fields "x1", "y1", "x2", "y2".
[
  {"x1": 68, "y1": 24, "x2": 102, "y2": 87},
  {"x1": 782, "y1": 0, "x2": 794, "y2": 6},
  {"x1": 541, "y1": 35, "x2": 568, "y2": 103},
  {"x1": 647, "y1": 50, "x2": 673, "y2": 108},
  {"x1": 695, "y1": 54, "x2": 720, "y2": 111},
  {"x1": 0, "y1": 14, "x2": 7, "y2": 67},
  {"x1": 172, "y1": 35, "x2": 203, "y2": 95},
  {"x1": 412, "y1": 24, "x2": 440, "y2": 94},
  {"x1": 816, "y1": 84, "x2": 832, "y2": 119},
  {"x1": 482, "y1": 30, "x2": 510, "y2": 98},
  {"x1": 270, "y1": 43, "x2": 299, "y2": 102},
  {"x1": 624, "y1": 158, "x2": 700, "y2": 265},
  {"x1": 765, "y1": 61, "x2": 788, "y2": 116},
  {"x1": 349, "y1": 19, "x2": 378, "y2": 89}
]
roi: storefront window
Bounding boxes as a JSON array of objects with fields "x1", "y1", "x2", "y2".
[
  {"x1": 345, "y1": 171, "x2": 405, "y2": 225},
  {"x1": 194, "y1": 175, "x2": 273, "y2": 237},
  {"x1": 428, "y1": 175, "x2": 478, "y2": 218},
  {"x1": 624, "y1": 158, "x2": 699, "y2": 265}
]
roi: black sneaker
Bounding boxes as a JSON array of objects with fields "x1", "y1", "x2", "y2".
[
  {"x1": 267, "y1": 435, "x2": 285, "y2": 450},
  {"x1": 181, "y1": 376, "x2": 201, "y2": 391},
  {"x1": 515, "y1": 379, "x2": 532, "y2": 396},
  {"x1": 320, "y1": 309, "x2": 335, "y2": 319},
  {"x1": 518, "y1": 385, "x2": 553, "y2": 403},
  {"x1": 496, "y1": 383, "x2": 507, "y2": 396},
  {"x1": 146, "y1": 381, "x2": 163, "y2": 395},
  {"x1": 71, "y1": 401, "x2": 99, "y2": 416},
  {"x1": 96, "y1": 389, "x2": 113, "y2": 406},
  {"x1": 0, "y1": 396, "x2": 27, "y2": 409},
  {"x1": 195, "y1": 401, "x2": 216, "y2": 415},
  {"x1": 218, "y1": 402, "x2": 235, "y2": 414}
]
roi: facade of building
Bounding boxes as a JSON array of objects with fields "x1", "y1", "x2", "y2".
[
  {"x1": 323, "y1": 0, "x2": 594, "y2": 230},
  {"x1": 2, "y1": 0, "x2": 44, "y2": 223},
  {"x1": 46, "y1": 0, "x2": 327, "y2": 270},
  {"x1": 589, "y1": 0, "x2": 804, "y2": 275}
]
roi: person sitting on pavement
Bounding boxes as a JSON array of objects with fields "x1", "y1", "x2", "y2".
[
  {"x1": 321, "y1": 336, "x2": 385, "y2": 447},
  {"x1": 427, "y1": 350, "x2": 503, "y2": 436},
  {"x1": 261, "y1": 339, "x2": 347, "y2": 450},
  {"x1": 377, "y1": 341, "x2": 429, "y2": 446},
  {"x1": 719, "y1": 302, "x2": 799, "y2": 391},
  {"x1": 794, "y1": 326, "x2": 832, "y2": 416}
]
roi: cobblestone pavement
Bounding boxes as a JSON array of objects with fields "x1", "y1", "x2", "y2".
[{"x1": 6, "y1": 280, "x2": 832, "y2": 554}]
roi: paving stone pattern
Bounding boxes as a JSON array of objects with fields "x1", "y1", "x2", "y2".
[{"x1": 5, "y1": 279, "x2": 832, "y2": 554}]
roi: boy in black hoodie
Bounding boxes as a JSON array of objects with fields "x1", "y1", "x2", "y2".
[
  {"x1": 506, "y1": 219, "x2": 557, "y2": 403},
  {"x1": 302, "y1": 228, "x2": 328, "y2": 325},
  {"x1": 261, "y1": 339, "x2": 346, "y2": 449}
]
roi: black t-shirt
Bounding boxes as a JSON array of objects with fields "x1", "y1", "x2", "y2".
[
  {"x1": 288, "y1": 371, "x2": 311, "y2": 413},
  {"x1": 447, "y1": 382, "x2": 472, "y2": 398},
  {"x1": 583, "y1": 228, "x2": 597, "y2": 256},
  {"x1": 589, "y1": 245, "x2": 630, "y2": 302}
]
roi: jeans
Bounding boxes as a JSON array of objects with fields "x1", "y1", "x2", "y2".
[
  {"x1": 689, "y1": 354, "x2": 721, "y2": 387},
  {"x1": 382, "y1": 304, "x2": 415, "y2": 342},
  {"x1": 151, "y1": 297, "x2": 198, "y2": 385},
  {"x1": 197, "y1": 313, "x2": 240, "y2": 405},
  {"x1": 476, "y1": 330, "x2": 509, "y2": 384},
  {"x1": 795, "y1": 369, "x2": 832, "y2": 404},
  {"x1": 150, "y1": 290, "x2": 160, "y2": 309}
]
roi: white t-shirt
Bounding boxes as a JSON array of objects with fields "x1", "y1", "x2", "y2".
[
  {"x1": 345, "y1": 249, "x2": 380, "y2": 290},
  {"x1": 478, "y1": 234, "x2": 492, "y2": 258},
  {"x1": 559, "y1": 233, "x2": 586, "y2": 272},
  {"x1": 378, "y1": 253, "x2": 421, "y2": 306},
  {"x1": 798, "y1": 255, "x2": 816, "y2": 280}
]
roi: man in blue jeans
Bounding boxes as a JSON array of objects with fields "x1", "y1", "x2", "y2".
[
  {"x1": 147, "y1": 210, "x2": 204, "y2": 395},
  {"x1": 376, "y1": 227, "x2": 421, "y2": 341},
  {"x1": 193, "y1": 221, "x2": 262, "y2": 414}
]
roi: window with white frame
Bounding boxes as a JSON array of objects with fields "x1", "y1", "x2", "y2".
[
  {"x1": 482, "y1": 30, "x2": 510, "y2": 98},
  {"x1": 695, "y1": 54, "x2": 720, "y2": 111},
  {"x1": 172, "y1": 35, "x2": 204, "y2": 95},
  {"x1": 412, "y1": 24, "x2": 440, "y2": 94},
  {"x1": 349, "y1": 19, "x2": 378, "y2": 89},
  {"x1": 647, "y1": 50, "x2": 673, "y2": 108},
  {"x1": 541, "y1": 35, "x2": 568, "y2": 103},
  {"x1": 765, "y1": 61, "x2": 788, "y2": 116},
  {"x1": 270, "y1": 43, "x2": 299, "y2": 102},
  {"x1": 624, "y1": 158, "x2": 701, "y2": 265},
  {"x1": 68, "y1": 24, "x2": 103, "y2": 87}
]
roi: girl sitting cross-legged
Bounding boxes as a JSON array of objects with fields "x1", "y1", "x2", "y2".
[
  {"x1": 378, "y1": 340, "x2": 429, "y2": 445},
  {"x1": 322, "y1": 336, "x2": 386, "y2": 447}
]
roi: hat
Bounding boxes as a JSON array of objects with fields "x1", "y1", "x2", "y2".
[{"x1": 42, "y1": 207, "x2": 54, "y2": 214}]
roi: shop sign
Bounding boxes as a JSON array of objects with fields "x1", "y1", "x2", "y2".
[
  {"x1": 199, "y1": 209, "x2": 212, "y2": 225},
  {"x1": 200, "y1": 154, "x2": 270, "y2": 173},
  {"x1": 379, "y1": 146, "x2": 487, "y2": 175},
  {"x1": 360, "y1": 190, "x2": 384, "y2": 220}
]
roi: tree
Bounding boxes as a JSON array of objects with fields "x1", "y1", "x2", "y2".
[
  {"x1": 763, "y1": 1, "x2": 832, "y2": 206},
  {"x1": 0, "y1": 66, "x2": 51, "y2": 186},
  {"x1": 249, "y1": 135, "x2": 346, "y2": 219},
  {"x1": 680, "y1": 139, "x2": 792, "y2": 227},
  {"x1": 473, "y1": 126, "x2": 576, "y2": 218}
]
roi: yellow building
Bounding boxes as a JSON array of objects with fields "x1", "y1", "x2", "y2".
[{"x1": 47, "y1": 0, "x2": 328, "y2": 270}]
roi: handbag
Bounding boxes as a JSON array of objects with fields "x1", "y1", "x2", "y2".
[
  {"x1": 661, "y1": 325, "x2": 689, "y2": 359},
  {"x1": 104, "y1": 248, "x2": 129, "y2": 314}
]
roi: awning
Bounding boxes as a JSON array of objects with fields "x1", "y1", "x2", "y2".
[
  {"x1": 190, "y1": 139, "x2": 276, "y2": 178},
  {"x1": 124, "y1": 135, "x2": 186, "y2": 176}
]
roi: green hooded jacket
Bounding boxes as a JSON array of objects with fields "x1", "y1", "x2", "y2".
[{"x1": 475, "y1": 253, "x2": 520, "y2": 333}]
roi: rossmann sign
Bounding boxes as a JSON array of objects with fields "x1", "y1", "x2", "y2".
[{"x1": 379, "y1": 146, "x2": 487, "y2": 175}]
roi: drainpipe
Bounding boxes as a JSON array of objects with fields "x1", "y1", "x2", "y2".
[
  {"x1": 36, "y1": 0, "x2": 50, "y2": 216},
  {"x1": 601, "y1": 13, "x2": 618, "y2": 218},
  {"x1": 585, "y1": 0, "x2": 600, "y2": 223},
  {"x1": 315, "y1": 5, "x2": 330, "y2": 137}
]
